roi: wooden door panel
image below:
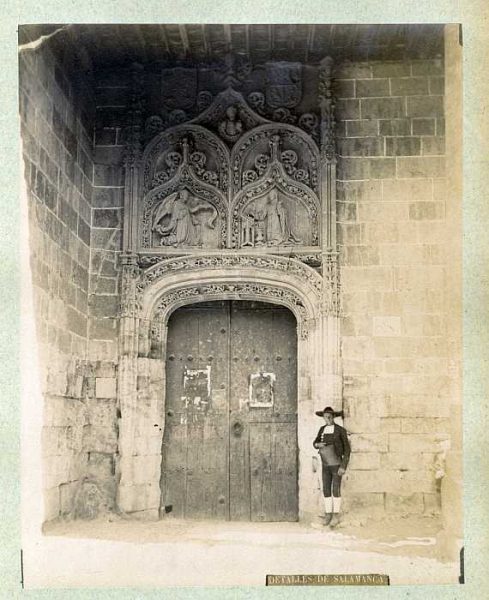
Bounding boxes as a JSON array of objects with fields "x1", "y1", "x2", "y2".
[
  {"x1": 161, "y1": 303, "x2": 229, "y2": 519},
  {"x1": 230, "y1": 301, "x2": 298, "y2": 522},
  {"x1": 249, "y1": 421, "x2": 298, "y2": 522},
  {"x1": 162, "y1": 300, "x2": 298, "y2": 521}
]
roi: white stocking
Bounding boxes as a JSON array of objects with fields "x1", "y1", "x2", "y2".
[
  {"x1": 323, "y1": 496, "x2": 333, "y2": 514},
  {"x1": 332, "y1": 496, "x2": 342, "y2": 513}
]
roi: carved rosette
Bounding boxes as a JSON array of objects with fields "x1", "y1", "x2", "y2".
[
  {"x1": 152, "y1": 282, "x2": 311, "y2": 339},
  {"x1": 318, "y1": 56, "x2": 336, "y2": 163}
]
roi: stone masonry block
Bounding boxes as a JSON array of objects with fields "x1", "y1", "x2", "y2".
[
  {"x1": 385, "y1": 137, "x2": 421, "y2": 156},
  {"x1": 373, "y1": 316, "x2": 401, "y2": 337},
  {"x1": 382, "y1": 178, "x2": 433, "y2": 202},
  {"x1": 349, "y1": 470, "x2": 436, "y2": 495},
  {"x1": 349, "y1": 433, "x2": 388, "y2": 453},
  {"x1": 388, "y1": 433, "x2": 447, "y2": 454},
  {"x1": 379, "y1": 119, "x2": 411, "y2": 136},
  {"x1": 357, "y1": 201, "x2": 408, "y2": 222},
  {"x1": 406, "y1": 96, "x2": 444, "y2": 118},
  {"x1": 336, "y1": 98, "x2": 361, "y2": 120},
  {"x1": 337, "y1": 158, "x2": 369, "y2": 181},
  {"x1": 356, "y1": 78, "x2": 390, "y2": 97},
  {"x1": 397, "y1": 156, "x2": 445, "y2": 178},
  {"x1": 120, "y1": 455, "x2": 161, "y2": 486},
  {"x1": 379, "y1": 418, "x2": 401, "y2": 433},
  {"x1": 349, "y1": 453, "x2": 381, "y2": 470},
  {"x1": 409, "y1": 201, "x2": 445, "y2": 220},
  {"x1": 92, "y1": 187, "x2": 124, "y2": 208},
  {"x1": 401, "y1": 417, "x2": 450, "y2": 434},
  {"x1": 390, "y1": 77, "x2": 429, "y2": 96},
  {"x1": 411, "y1": 60, "x2": 444, "y2": 76},
  {"x1": 385, "y1": 493, "x2": 424, "y2": 515},
  {"x1": 345, "y1": 120, "x2": 378, "y2": 137},
  {"x1": 371, "y1": 62, "x2": 411, "y2": 78},
  {"x1": 361, "y1": 97, "x2": 405, "y2": 120},
  {"x1": 369, "y1": 158, "x2": 396, "y2": 179},
  {"x1": 118, "y1": 483, "x2": 161, "y2": 513},
  {"x1": 421, "y1": 136, "x2": 445, "y2": 155},
  {"x1": 337, "y1": 180, "x2": 382, "y2": 202},
  {"x1": 412, "y1": 118, "x2": 436, "y2": 135},
  {"x1": 341, "y1": 493, "x2": 385, "y2": 516},
  {"x1": 95, "y1": 377, "x2": 117, "y2": 398},
  {"x1": 429, "y1": 77, "x2": 445, "y2": 95},
  {"x1": 338, "y1": 137, "x2": 384, "y2": 157},
  {"x1": 336, "y1": 62, "x2": 372, "y2": 79}
]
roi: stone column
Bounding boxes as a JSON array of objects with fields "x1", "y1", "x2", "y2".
[{"x1": 317, "y1": 56, "x2": 343, "y2": 412}]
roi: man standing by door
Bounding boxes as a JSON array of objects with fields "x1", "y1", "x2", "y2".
[{"x1": 313, "y1": 407, "x2": 351, "y2": 527}]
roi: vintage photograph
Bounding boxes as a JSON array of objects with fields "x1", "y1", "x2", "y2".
[{"x1": 19, "y1": 23, "x2": 463, "y2": 587}]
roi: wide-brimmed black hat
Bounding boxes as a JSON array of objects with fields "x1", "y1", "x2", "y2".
[{"x1": 315, "y1": 406, "x2": 335, "y2": 417}]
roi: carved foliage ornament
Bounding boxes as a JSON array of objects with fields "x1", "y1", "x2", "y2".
[
  {"x1": 137, "y1": 254, "x2": 323, "y2": 295},
  {"x1": 232, "y1": 127, "x2": 319, "y2": 193},
  {"x1": 152, "y1": 282, "x2": 311, "y2": 339},
  {"x1": 143, "y1": 128, "x2": 229, "y2": 194},
  {"x1": 318, "y1": 57, "x2": 336, "y2": 162}
]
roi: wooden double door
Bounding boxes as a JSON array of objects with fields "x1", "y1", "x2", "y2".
[{"x1": 161, "y1": 300, "x2": 298, "y2": 521}]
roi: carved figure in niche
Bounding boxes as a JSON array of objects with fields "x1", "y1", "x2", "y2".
[
  {"x1": 218, "y1": 106, "x2": 243, "y2": 142},
  {"x1": 243, "y1": 188, "x2": 301, "y2": 247},
  {"x1": 152, "y1": 189, "x2": 217, "y2": 247}
]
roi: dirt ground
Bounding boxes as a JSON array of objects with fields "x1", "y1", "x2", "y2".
[{"x1": 30, "y1": 512, "x2": 461, "y2": 588}]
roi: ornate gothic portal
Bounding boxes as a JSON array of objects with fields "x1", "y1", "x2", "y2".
[{"x1": 117, "y1": 56, "x2": 342, "y2": 521}]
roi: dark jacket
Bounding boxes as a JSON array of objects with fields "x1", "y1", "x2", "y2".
[{"x1": 313, "y1": 424, "x2": 351, "y2": 470}]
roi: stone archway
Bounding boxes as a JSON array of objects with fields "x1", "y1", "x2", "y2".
[{"x1": 116, "y1": 255, "x2": 340, "y2": 521}]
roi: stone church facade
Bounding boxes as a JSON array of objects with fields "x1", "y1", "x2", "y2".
[{"x1": 20, "y1": 25, "x2": 462, "y2": 541}]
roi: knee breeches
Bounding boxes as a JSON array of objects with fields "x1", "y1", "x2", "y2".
[{"x1": 322, "y1": 464, "x2": 342, "y2": 497}]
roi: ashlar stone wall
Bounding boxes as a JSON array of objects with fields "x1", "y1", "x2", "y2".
[
  {"x1": 20, "y1": 41, "x2": 119, "y2": 520},
  {"x1": 335, "y1": 59, "x2": 450, "y2": 518}
]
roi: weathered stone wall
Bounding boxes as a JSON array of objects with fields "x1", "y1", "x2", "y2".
[
  {"x1": 20, "y1": 43, "x2": 119, "y2": 520},
  {"x1": 89, "y1": 67, "x2": 127, "y2": 363},
  {"x1": 335, "y1": 59, "x2": 450, "y2": 518}
]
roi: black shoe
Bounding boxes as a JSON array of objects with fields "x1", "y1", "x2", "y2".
[{"x1": 323, "y1": 513, "x2": 333, "y2": 526}]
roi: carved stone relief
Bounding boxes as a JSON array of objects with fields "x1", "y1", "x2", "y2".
[
  {"x1": 152, "y1": 189, "x2": 218, "y2": 248},
  {"x1": 143, "y1": 127, "x2": 229, "y2": 194},
  {"x1": 232, "y1": 165, "x2": 319, "y2": 248},
  {"x1": 152, "y1": 282, "x2": 311, "y2": 339},
  {"x1": 231, "y1": 126, "x2": 319, "y2": 193},
  {"x1": 137, "y1": 254, "x2": 323, "y2": 295},
  {"x1": 142, "y1": 181, "x2": 226, "y2": 249}
]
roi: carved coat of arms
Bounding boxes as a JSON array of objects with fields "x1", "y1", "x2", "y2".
[
  {"x1": 161, "y1": 68, "x2": 197, "y2": 111},
  {"x1": 265, "y1": 62, "x2": 302, "y2": 109}
]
